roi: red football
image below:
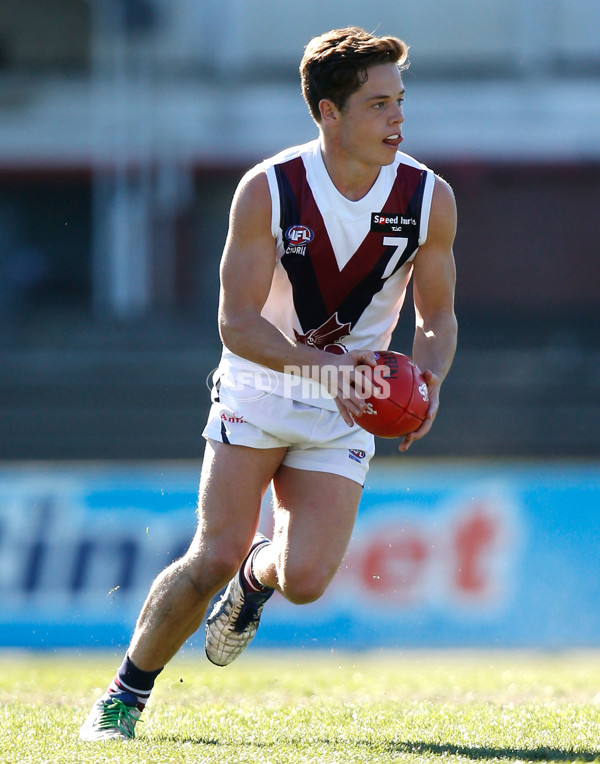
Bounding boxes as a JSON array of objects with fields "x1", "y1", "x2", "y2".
[{"x1": 357, "y1": 351, "x2": 430, "y2": 438}]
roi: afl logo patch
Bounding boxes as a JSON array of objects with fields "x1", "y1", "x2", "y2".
[
  {"x1": 348, "y1": 449, "x2": 367, "y2": 464},
  {"x1": 285, "y1": 225, "x2": 314, "y2": 245}
]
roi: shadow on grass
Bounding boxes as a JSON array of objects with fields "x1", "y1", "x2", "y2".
[
  {"x1": 152, "y1": 736, "x2": 220, "y2": 746},
  {"x1": 151, "y1": 734, "x2": 600, "y2": 761},
  {"x1": 390, "y1": 741, "x2": 600, "y2": 762}
]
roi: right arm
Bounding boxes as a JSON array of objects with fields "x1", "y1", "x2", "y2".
[{"x1": 218, "y1": 168, "x2": 375, "y2": 425}]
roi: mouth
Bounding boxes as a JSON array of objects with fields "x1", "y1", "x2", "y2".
[{"x1": 383, "y1": 133, "x2": 403, "y2": 147}]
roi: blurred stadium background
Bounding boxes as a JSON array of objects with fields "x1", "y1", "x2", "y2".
[{"x1": 0, "y1": 0, "x2": 598, "y2": 651}]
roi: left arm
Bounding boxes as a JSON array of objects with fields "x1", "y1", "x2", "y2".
[{"x1": 400, "y1": 175, "x2": 458, "y2": 452}]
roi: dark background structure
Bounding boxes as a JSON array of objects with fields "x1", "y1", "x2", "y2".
[{"x1": 0, "y1": 0, "x2": 598, "y2": 461}]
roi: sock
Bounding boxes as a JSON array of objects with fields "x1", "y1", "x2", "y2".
[
  {"x1": 107, "y1": 653, "x2": 163, "y2": 711},
  {"x1": 242, "y1": 542, "x2": 272, "y2": 593}
]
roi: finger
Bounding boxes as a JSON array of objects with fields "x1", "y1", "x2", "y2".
[
  {"x1": 422, "y1": 369, "x2": 441, "y2": 392},
  {"x1": 425, "y1": 400, "x2": 439, "y2": 421},
  {"x1": 336, "y1": 366, "x2": 370, "y2": 410},
  {"x1": 399, "y1": 427, "x2": 422, "y2": 452},
  {"x1": 346, "y1": 395, "x2": 367, "y2": 418},
  {"x1": 360, "y1": 349, "x2": 379, "y2": 366},
  {"x1": 399, "y1": 416, "x2": 433, "y2": 452},
  {"x1": 399, "y1": 434, "x2": 414, "y2": 452},
  {"x1": 398, "y1": 430, "x2": 419, "y2": 452},
  {"x1": 350, "y1": 348, "x2": 378, "y2": 367},
  {"x1": 334, "y1": 398, "x2": 356, "y2": 428},
  {"x1": 352, "y1": 365, "x2": 374, "y2": 400}
]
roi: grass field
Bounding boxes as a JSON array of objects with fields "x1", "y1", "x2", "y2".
[{"x1": 2, "y1": 649, "x2": 600, "y2": 763}]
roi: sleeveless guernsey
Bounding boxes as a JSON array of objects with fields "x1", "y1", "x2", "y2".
[{"x1": 217, "y1": 139, "x2": 435, "y2": 411}]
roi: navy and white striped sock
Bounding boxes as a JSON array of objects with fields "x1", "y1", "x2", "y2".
[
  {"x1": 241, "y1": 542, "x2": 272, "y2": 593},
  {"x1": 107, "y1": 653, "x2": 163, "y2": 711}
]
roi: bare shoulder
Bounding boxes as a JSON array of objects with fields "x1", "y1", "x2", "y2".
[
  {"x1": 428, "y1": 174, "x2": 457, "y2": 242},
  {"x1": 223, "y1": 165, "x2": 274, "y2": 259},
  {"x1": 231, "y1": 165, "x2": 271, "y2": 221}
]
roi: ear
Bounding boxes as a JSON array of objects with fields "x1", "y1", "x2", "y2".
[{"x1": 318, "y1": 98, "x2": 340, "y2": 127}]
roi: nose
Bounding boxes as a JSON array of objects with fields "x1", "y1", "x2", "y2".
[{"x1": 392, "y1": 101, "x2": 404, "y2": 125}]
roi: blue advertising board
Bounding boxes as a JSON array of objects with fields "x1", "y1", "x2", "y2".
[{"x1": 1, "y1": 460, "x2": 599, "y2": 649}]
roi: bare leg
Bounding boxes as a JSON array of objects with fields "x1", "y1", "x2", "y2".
[
  {"x1": 251, "y1": 466, "x2": 362, "y2": 604},
  {"x1": 128, "y1": 440, "x2": 286, "y2": 671}
]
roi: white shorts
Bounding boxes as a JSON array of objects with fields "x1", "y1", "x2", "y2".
[{"x1": 202, "y1": 389, "x2": 375, "y2": 485}]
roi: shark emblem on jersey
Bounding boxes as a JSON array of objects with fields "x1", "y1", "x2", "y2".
[{"x1": 294, "y1": 313, "x2": 350, "y2": 354}]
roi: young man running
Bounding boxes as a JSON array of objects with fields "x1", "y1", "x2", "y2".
[{"x1": 80, "y1": 26, "x2": 457, "y2": 740}]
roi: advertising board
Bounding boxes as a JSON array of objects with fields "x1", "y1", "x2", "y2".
[{"x1": 1, "y1": 461, "x2": 598, "y2": 649}]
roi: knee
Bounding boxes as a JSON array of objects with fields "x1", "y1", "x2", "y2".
[
  {"x1": 279, "y1": 564, "x2": 332, "y2": 605},
  {"x1": 184, "y1": 542, "x2": 244, "y2": 594}
]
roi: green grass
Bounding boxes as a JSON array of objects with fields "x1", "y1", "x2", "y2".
[{"x1": 2, "y1": 650, "x2": 600, "y2": 763}]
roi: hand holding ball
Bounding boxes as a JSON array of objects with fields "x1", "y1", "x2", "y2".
[{"x1": 357, "y1": 351, "x2": 429, "y2": 438}]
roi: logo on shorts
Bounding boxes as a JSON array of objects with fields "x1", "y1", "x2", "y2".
[
  {"x1": 220, "y1": 411, "x2": 245, "y2": 424},
  {"x1": 348, "y1": 449, "x2": 366, "y2": 463}
]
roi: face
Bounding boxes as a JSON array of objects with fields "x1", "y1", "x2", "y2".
[{"x1": 323, "y1": 63, "x2": 405, "y2": 170}]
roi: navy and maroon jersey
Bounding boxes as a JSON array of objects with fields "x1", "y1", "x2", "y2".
[{"x1": 218, "y1": 139, "x2": 435, "y2": 410}]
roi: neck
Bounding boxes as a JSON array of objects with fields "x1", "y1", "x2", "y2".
[{"x1": 319, "y1": 140, "x2": 380, "y2": 201}]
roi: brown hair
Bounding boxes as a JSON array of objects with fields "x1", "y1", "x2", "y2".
[{"x1": 300, "y1": 27, "x2": 409, "y2": 123}]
